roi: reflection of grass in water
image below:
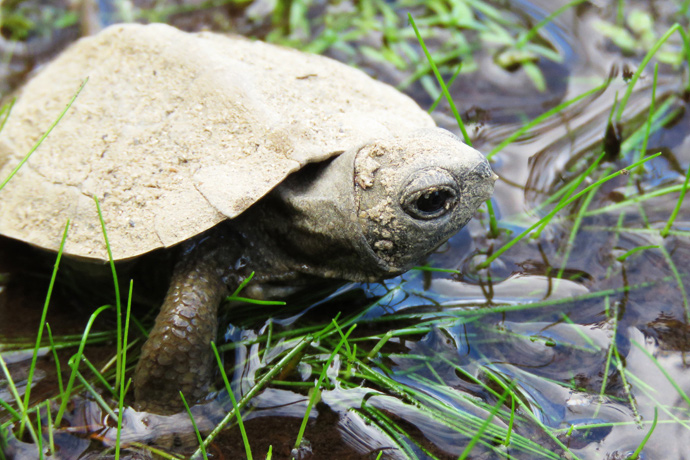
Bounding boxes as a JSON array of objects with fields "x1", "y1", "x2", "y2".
[{"x1": 2, "y1": 5, "x2": 690, "y2": 460}]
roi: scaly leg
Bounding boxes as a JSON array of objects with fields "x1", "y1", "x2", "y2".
[{"x1": 133, "y1": 239, "x2": 234, "y2": 414}]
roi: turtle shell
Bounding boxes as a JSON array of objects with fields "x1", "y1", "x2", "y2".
[{"x1": 0, "y1": 23, "x2": 434, "y2": 262}]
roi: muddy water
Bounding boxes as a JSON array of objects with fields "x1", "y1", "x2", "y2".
[{"x1": 2, "y1": 1, "x2": 690, "y2": 459}]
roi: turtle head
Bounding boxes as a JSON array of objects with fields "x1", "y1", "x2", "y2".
[
  {"x1": 352, "y1": 128, "x2": 496, "y2": 276},
  {"x1": 260, "y1": 127, "x2": 495, "y2": 282}
]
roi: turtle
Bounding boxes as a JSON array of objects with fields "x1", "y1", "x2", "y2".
[{"x1": 0, "y1": 23, "x2": 496, "y2": 414}]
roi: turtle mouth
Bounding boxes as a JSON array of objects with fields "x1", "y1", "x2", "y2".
[{"x1": 356, "y1": 233, "x2": 413, "y2": 280}]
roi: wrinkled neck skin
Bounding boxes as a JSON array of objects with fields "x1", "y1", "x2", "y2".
[
  {"x1": 228, "y1": 144, "x2": 391, "y2": 290},
  {"x1": 166, "y1": 143, "x2": 384, "y2": 307}
]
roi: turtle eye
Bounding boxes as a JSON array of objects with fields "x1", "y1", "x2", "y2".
[
  {"x1": 402, "y1": 186, "x2": 458, "y2": 220},
  {"x1": 400, "y1": 168, "x2": 460, "y2": 221},
  {"x1": 417, "y1": 190, "x2": 451, "y2": 214}
]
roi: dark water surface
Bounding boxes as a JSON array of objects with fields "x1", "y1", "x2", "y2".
[{"x1": 2, "y1": 1, "x2": 690, "y2": 459}]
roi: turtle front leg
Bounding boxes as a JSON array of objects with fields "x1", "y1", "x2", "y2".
[{"x1": 133, "y1": 239, "x2": 235, "y2": 414}]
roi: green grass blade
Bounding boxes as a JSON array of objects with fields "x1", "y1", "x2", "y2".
[
  {"x1": 19, "y1": 220, "x2": 69, "y2": 438},
  {"x1": 480, "y1": 152, "x2": 661, "y2": 267},
  {"x1": 180, "y1": 392, "x2": 208, "y2": 460},
  {"x1": 55, "y1": 304, "x2": 112, "y2": 426},
  {"x1": 0, "y1": 79, "x2": 87, "y2": 192},
  {"x1": 212, "y1": 341, "x2": 253, "y2": 460},
  {"x1": 516, "y1": 0, "x2": 588, "y2": 49},
  {"x1": 661, "y1": 152, "x2": 690, "y2": 238},
  {"x1": 74, "y1": 369, "x2": 118, "y2": 420},
  {"x1": 457, "y1": 385, "x2": 512, "y2": 459},
  {"x1": 0, "y1": 353, "x2": 40, "y2": 447},
  {"x1": 428, "y1": 63, "x2": 462, "y2": 113},
  {"x1": 484, "y1": 199, "x2": 499, "y2": 238},
  {"x1": 231, "y1": 272, "x2": 256, "y2": 297},
  {"x1": 227, "y1": 272, "x2": 286, "y2": 305},
  {"x1": 35, "y1": 406, "x2": 43, "y2": 459},
  {"x1": 631, "y1": 341, "x2": 690, "y2": 407},
  {"x1": 637, "y1": 63, "x2": 658, "y2": 163},
  {"x1": 612, "y1": 344, "x2": 640, "y2": 424},
  {"x1": 193, "y1": 325, "x2": 332, "y2": 458},
  {"x1": 94, "y1": 196, "x2": 123, "y2": 392},
  {"x1": 533, "y1": 151, "x2": 606, "y2": 239},
  {"x1": 80, "y1": 355, "x2": 114, "y2": 396},
  {"x1": 45, "y1": 324, "x2": 64, "y2": 397},
  {"x1": 556, "y1": 181, "x2": 598, "y2": 280},
  {"x1": 294, "y1": 322, "x2": 356, "y2": 450},
  {"x1": 116, "y1": 279, "x2": 134, "y2": 460},
  {"x1": 532, "y1": 87, "x2": 618, "y2": 236},
  {"x1": 488, "y1": 81, "x2": 609, "y2": 159},
  {"x1": 0, "y1": 98, "x2": 16, "y2": 135},
  {"x1": 226, "y1": 296, "x2": 286, "y2": 306},
  {"x1": 45, "y1": 402, "x2": 54, "y2": 457},
  {"x1": 0, "y1": 398, "x2": 21, "y2": 421},
  {"x1": 616, "y1": 245, "x2": 661, "y2": 261},
  {"x1": 628, "y1": 407, "x2": 658, "y2": 460},
  {"x1": 408, "y1": 14, "x2": 471, "y2": 145},
  {"x1": 616, "y1": 24, "x2": 690, "y2": 122}
]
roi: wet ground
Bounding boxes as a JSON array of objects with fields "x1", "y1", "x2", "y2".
[{"x1": 2, "y1": 0, "x2": 690, "y2": 459}]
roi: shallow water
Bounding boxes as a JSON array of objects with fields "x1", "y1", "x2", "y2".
[{"x1": 2, "y1": 0, "x2": 690, "y2": 459}]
